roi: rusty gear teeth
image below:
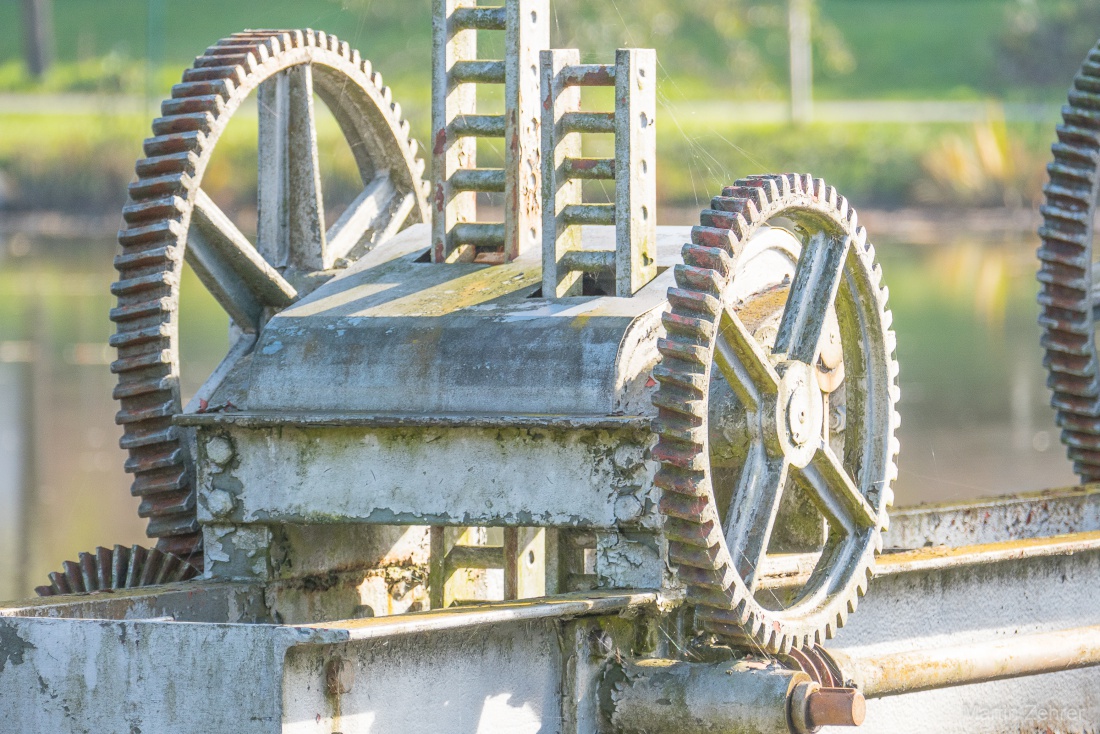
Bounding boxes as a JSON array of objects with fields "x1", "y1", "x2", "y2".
[
  {"x1": 651, "y1": 174, "x2": 899, "y2": 655},
  {"x1": 113, "y1": 29, "x2": 430, "y2": 566},
  {"x1": 35, "y1": 545, "x2": 199, "y2": 597},
  {"x1": 1038, "y1": 40, "x2": 1100, "y2": 483}
]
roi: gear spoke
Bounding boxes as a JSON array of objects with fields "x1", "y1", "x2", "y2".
[
  {"x1": 286, "y1": 64, "x2": 328, "y2": 270},
  {"x1": 257, "y1": 72, "x2": 290, "y2": 266},
  {"x1": 773, "y1": 231, "x2": 851, "y2": 365},
  {"x1": 187, "y1": 190, "x2": 298, "y2": 330},
  {"x1": 183, "y1": 331, "x2": 258, "y2": 414},
  {"x1": 715, "y1": 306, "x2": 781, "y2": 410},
  {"x1": 794, "y1": 445, "x2": 878, "y2": 534},
  {"x1": 325, "y1": 172, "x2": 412, "y2": 266},
  {"x1": 256, "y1": 65, "x2": 328, "y2": 270},
  {"x1": 724, "y1": 444, "x2": 789, "y2": 592}
]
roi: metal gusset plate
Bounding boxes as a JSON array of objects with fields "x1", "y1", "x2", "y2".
[
  {"x1": 652, "y1": 174, "x2": 900, "y2": 653},
  {"x1": 35, "y1": 544, "x2": 199, "y2": 597},
  {"x1": 1038, "y1": 40, "x2": 1100, "y2": 482},
  {"x1": 111, "y1": 30, "x2": 429, "y2": 564}
]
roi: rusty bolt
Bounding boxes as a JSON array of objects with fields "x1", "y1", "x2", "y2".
[
  {"x1": 808, "y1": 687, "x2": 866, "y2": 727},
  {"x1": 325, "y1": 658, "x2": 355, "y2": 696},
  {"x1": 791, "y1": 683, "x2": 865, "y2": 732}
]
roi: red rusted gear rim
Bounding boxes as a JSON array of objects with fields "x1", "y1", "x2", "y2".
[
  {"x1": 1038, "y1": 41, "x2": 1100, "y2": 482},
  {"x1": 35, "y1": 544, "x2": 199, "y2": 597},
  {"x1": 111, "y1": 30, "x2": 428, "y2": 566},
  {"x1": 652, "y1": 174, "x2": 899, "y2": 654}
]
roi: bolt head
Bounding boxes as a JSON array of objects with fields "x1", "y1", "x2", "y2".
[
  {"x1": 204, "y1": 489, "x2": 235, "y2": 519},
  {"x1": 205, "y1": 436, "x2": 234, "y2": 466},
  {"x1": 325, "y1": 658, "x2": 355, "y2": 696}
]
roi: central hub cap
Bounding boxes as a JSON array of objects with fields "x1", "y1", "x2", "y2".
[
  {"x1": 777, "y1": 361, "x2": 823, "y2": 468},
  {"x1": 787, "y1": 382, "x2": 813, "y2": 446}
]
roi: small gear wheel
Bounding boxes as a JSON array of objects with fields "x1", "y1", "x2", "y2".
[
  {"x1": 112, "y1": 30, "x2": 429, "y2": 565},
  {"x1": 652, "y1": 174, "x2": 899, "y2": 654},
  {"x1": 1038, "y1": 40, "x2": 1100, "y2": 481},
  {"x1": 35, "y1": 545, "x2": 199, "y2": 597}
]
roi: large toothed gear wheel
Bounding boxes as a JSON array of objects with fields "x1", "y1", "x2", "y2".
[
  {"x1": 112, "y1": 30, "x2": 429, "y2": 564},
  {"x1": 653, "y1": 174, "x2": 899, "y2": 654},
  {"x1": 1038, "y1": 41, "x2": 1100, "y2": 482}
]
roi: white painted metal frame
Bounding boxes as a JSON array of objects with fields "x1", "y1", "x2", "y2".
[
  {"x1": 431, "y1": 0, "x2": 548, "y2": 263},
  {"x1": 541, "y1": 48, "x2": 657, "y2": 297}
]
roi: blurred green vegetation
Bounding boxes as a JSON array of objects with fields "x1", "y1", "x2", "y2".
[
  {"x1": 0, "y1": 108, "x2": 1056, "y2": 214},
  {"x1": 0, "y1": 0, "x2": 1093, "y2": 212},
  {"x1": 0, "y1": 0, "x2": 1092, "y2": 100},
  {"x1": 656, "y1": 115, "x2": 1052, "y2": 209}
]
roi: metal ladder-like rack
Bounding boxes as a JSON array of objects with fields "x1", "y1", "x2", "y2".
[
  {"x1": 429, "y1": 0, "x2": 552, "y2": 609},
  {"x1": 541, "y1": 48, "x2": 657, "y2": 297},
  {"x1": 431, "y1": 0, "x2": 548, "y2": 263},
  {"x1": 428, "y1": 527, "x2": 550, "y2": 608},
  {"x1": 427, "y1": 2, "x2": 658, "y2": 608}
]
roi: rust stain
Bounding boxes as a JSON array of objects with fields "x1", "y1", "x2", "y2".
[
  {"x1": 578, "y1": 67, "x2": 615, "y2": 86},
  {"x1": 570, "y1": 159, "x2": 601, "y2": 172}
]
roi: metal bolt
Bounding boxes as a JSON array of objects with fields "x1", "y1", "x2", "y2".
[
  {"x1": 787, "y1": 382, "x2": 811, "y2": 446},
  {"x1": 791, "y1": 682, "x2": 866, "y2": 732},
  {"x1": 830, "y1": 404, "x2": 847, "y2": 434},
  {"x1": 325, "y1": 657, "x2": 355, "y2": 696},
  {"x1": 204, "y1": 489, "x2": 236, "y2": 519},
  {"x1": 205, "y1": 436, "x2": 234, "y2": 466}
]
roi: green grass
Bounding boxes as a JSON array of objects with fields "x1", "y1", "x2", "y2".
[
  {"x1": 815, "y1": 0, "x2": 1015, "y2": 100},
  {"x1": 0, "y1": 1, "x2": 1075, "y2": 212},
  {"x1": 0, "y1": 0, "x2": 1087, "y2": 101},
  {"x1": 0, "y1": 0, "x2": 435, "y2": 95},
  {"x1": 0, "y1": 105, "x2": 1056, "y2": 214}
]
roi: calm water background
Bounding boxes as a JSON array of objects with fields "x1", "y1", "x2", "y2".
[{"x1": 0, "y1": 231, "x2": 1077, "y2": 601}]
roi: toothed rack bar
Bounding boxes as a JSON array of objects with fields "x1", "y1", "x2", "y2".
[
  {"x1": 432, "y1": 0, "x2": 548, "y2": 262},
  {"x1": 541, "y1": 48, "x2": 657, "y2": 298}
]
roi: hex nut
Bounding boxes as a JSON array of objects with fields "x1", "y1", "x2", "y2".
[
  {"x1": 205, "y1": 489, "x2": 236, "y2": 519},
  {"x1": 206, "y1": 436, "x2": 234, "y2": 466}
]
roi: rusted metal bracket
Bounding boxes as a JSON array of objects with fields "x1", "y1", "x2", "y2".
[{"x1": 541, "y1": 48, "x2": 657, "y2": 297}]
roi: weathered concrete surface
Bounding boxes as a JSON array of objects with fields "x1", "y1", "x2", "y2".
[
  {"x1": 240, "y1": 223, "x2": 686, "y2": 417},
  {"x1": 0, "y1": 617, "x2": 298, "y2": 733},
  {"x1": 284, "y1": 620, "x2": 562, "y2": 733},
  {"x1": 193, "y1": 424, "x2": 659, "y2": 530},
  {"x1": 0, "y1": 580, "x2": 268, "y2": 623},
  {"x1": 2, "y1": 534, "x2": 1100, "y2": 732},
  {"x1": 885, "y1": 484, "x2": 1100, "y2": 549},
  {"x1": 0, "y1": 592, "x2": 657, "y2": 733}
]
